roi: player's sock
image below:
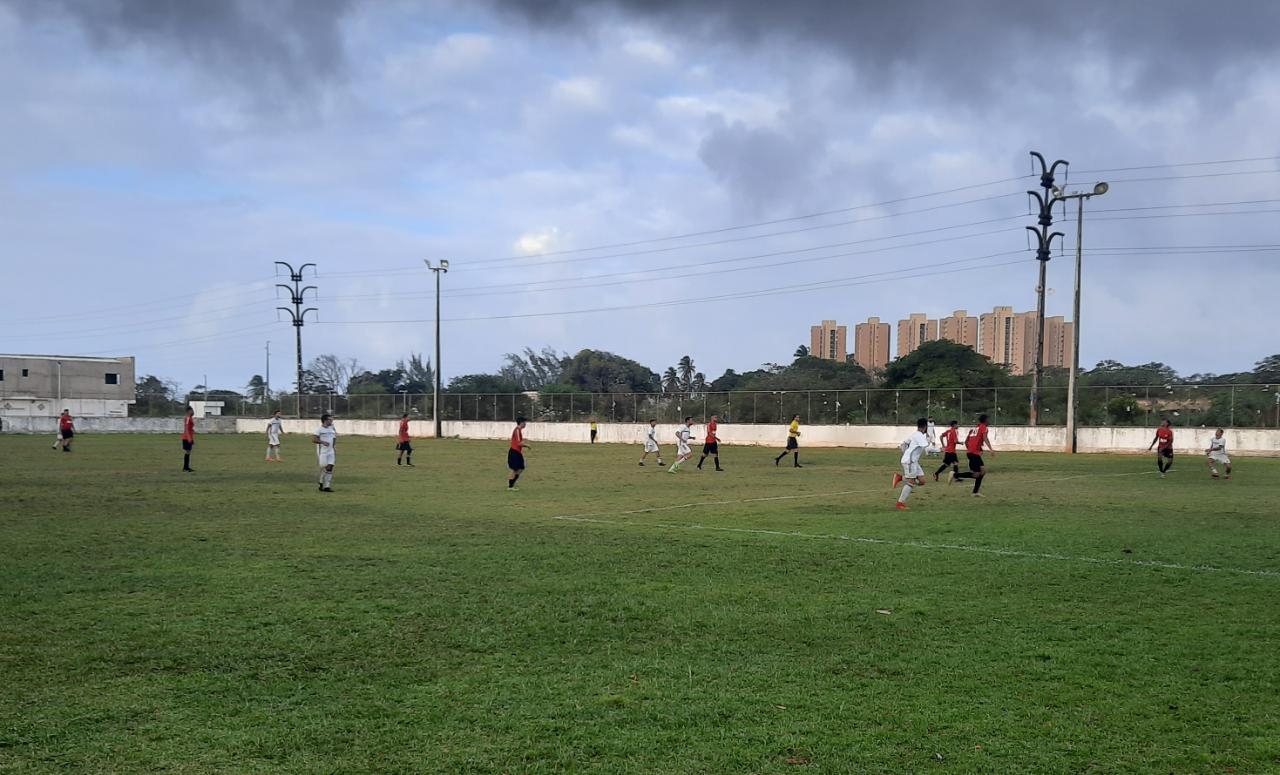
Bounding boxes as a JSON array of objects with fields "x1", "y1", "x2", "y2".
[
  {"x1": 697, "y1": 457, "x2": 704, "y2": 469},
  {"x1": 714, "y1": 457, "x2": 722, "y2": 470},
  {"x1": 183, "y1": 453, "x2": 191, "y2": 470},
  {"x1": 973, "y1": 476, "x2": 983, "y2": 494},
  {"x1": 954, "y1": 472, "x2": 973, "y2": 480},
  {"x1": 934, "y1": 463, "x2": 949, "y2": 479},
  {"x1": 898, "y1": 483, "x2": 912, "y2": 504}
]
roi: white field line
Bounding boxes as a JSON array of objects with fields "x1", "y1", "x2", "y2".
[{"x1": 550, "y1": 471, "x2": 1280, "y2": 578}]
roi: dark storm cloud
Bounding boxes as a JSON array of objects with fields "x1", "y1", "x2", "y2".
[
  {"x1": 1, "y1": 0, "x2": 353, "y2": 92},
  {"x1": 486, "y1": 0, "x2": 1280, "y2": 98}
]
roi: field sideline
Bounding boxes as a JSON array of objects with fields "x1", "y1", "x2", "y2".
[{"x1": 2, "y1": 434, "x2": 1278, "y2": 773}]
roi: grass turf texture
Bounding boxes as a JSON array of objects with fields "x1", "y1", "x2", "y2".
[{"x1": 1, "y1": 434, "x2": 1278, "y2": 774}]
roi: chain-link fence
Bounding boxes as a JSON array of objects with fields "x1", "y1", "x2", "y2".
[{"x1": 209, "y1": 385, "x2": 1280, "y2": 428}]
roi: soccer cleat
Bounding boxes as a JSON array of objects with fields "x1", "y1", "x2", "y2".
[
  {"x1": 774, "y1": 457, "x2": 780, "y2": 466},
  {"x1": 406, "y1": 462, "x2": 414, "y2": 467},
  {"x1": 1211, "y1": 473, "x2": 1219, "y2": 479},
  {"x1": 933, "y1": 473, "x2": 939, "y2": 482},
  {"x1": 891, "y1": 473, "x2": 903, "y2": 488},
  {"x1": 794, "y1": 464, "x2": 803, "y2": 468},
  {"x1": 638, "y1": 462, "x2": 645, "y2": 466},
  {"x1": 1224, "y1": 475, "x2": 1231, "y2": 480},
  {"x1": 716, "y1": 467, "x2": 725, "y2": 472},
  {"x1": 972, "y1": 492, "x2": 985, "y2": 498},
  {"x1": 895, "y1": 502, "x2": 909, "y2": 511},
  {"x1": 322, "y1": 487, "x2": 334, "y2": 492}
]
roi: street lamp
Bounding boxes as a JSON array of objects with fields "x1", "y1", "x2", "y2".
[
  {"x1": 424, "y1": 259, "x2": 449, "y2": 439},
  {"x1": 1053, "y1": 181, "x2": 1109, "y2": 453},
  {"x1": 1027, "y1": 151, "x2": 1069, "y2": 427}
]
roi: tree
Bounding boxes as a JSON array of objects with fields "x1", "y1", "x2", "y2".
[
  {"x1": 245, "y1": 374, "x2": 267, "y2": 402},
  {"x1": 499, "y1": 346, "x2": 568, "y2": 390},
  {"x1": 561, "y1": 349, "x2": 659, "y2": 393},
  {"x1": 691, "y1": 372, "x2": 707, "y2": 396},
  {"x1": 307, "y1": 355, "x2": 362, "y2": 394},
  {"x1": 881, "y1": 340, "x2": 1009, "y2": 389},
  {"x1": 134, "y1": 375, "x2": 181, "y2": 416},
  {"x1": 297, "y1": 369, "x2": 333, "y2": 395},
  {"x1": 676, "y1": 355, "x2": 696, "y2": 392},
  {"x1": 348, "y1": 368, "x2": 406, "y2": 394},
  {"x1": 1085, "y1": 360, "x2": 1178, "y2": 387},
  {"x1": 1254, "y1": 354, "x2": 1280, "y2": 383},
  {"x1": 794, "y1": 345, "x2": 810, "y2": 358},
  {"x1": 447, "y1": 373, "x2": 522, "y2": 394},
  {"x1": 662, "y1": 367, "x2": 679, "y2": 394},
  {"x1": 396, "y1": 352, "x2": 434, "y2": 393}
]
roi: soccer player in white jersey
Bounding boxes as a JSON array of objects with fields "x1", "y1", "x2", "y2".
[
  {"x1": 265, "y1": 410, "x2": 284, "y2": 462},
  {"x1": 925, "y1": 417, "x2": 939, "y2": 455},
  {"x1": 892, "y1": 418, "x2": 931, "y2": 511},
  {"x1": 312, "y1": 413, "x2": 337, "y2": 492},
  {"x1": 638, "y1": 418, "x2": 663, "y2": 467},
  {"x1": 668, "y1": 417, "x2": 694, "y2": 473},
  {"x1": 1205, "y1": 428, "x2": 1232, "y2": 479}
]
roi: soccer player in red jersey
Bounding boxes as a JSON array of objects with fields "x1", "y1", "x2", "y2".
[
  {"x1": 181, "y1": 405, "x2": 196, "y2": 473},
  {"x1": 1147, "y1": 418, "x2": 1174, "y2": 477},
  {"x1": 696, "y1": 414, "x2": 724, "y2": 471},
  {"x1": 507, "y1": 416, "x2": 530, "y2": 490},
  {"x1": 396, "y1": 413, "x2": 414, "y2": 466},
  {"x1": 952, "y1": 413, "x2": 994, "y2": 496},
  {"x1": 57, "y1": 409, "x2": 75, "y2": 453},
  {"x1": 933, "y1": 419, "x2": 960, "y2": 482}
]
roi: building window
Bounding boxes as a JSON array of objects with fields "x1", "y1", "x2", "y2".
[
  {"x1": 21, "y1": 369, "x2": 29, "y2": 377},
  {"x1": 105, "y1": 373, "x2": 120, "y2": 385},
  {"x1": 0, "y1": 369, "x2": 4, "y2": 381}
]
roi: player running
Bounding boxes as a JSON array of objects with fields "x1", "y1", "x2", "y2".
[
  {"x1": 57, "y1": 410, "x2": 75, "y2": 453},
  {"x1": 952, "y1": 413, "x2": 994, "y2": 496},
  {"x1": 638, "y1": 419, "x2": 663, "y2": 467},
  {"x1": 312, "y1": 413, "x2": 337, "y2": 492},
  {"x1": 668, "y1": 417, "x2": 694, "y2": 473},
  {"x1": 774, "y1": 414, "x2": 802, "y2": 468},
  {"x1": 1148, "y1": 418, "x2": 1174, "y2": 477},
  {"x1": 1206, "y1": 428, "x2": 1232, "y2": 479},
  {"x1": 933, "y1": 419, "x2": 960, "y2": 482},
  {"x1": 697, "y1": 414, "x2": 724, "y2": 471},
  {"x1": 892, "y1": 418, "x2": 931, "y2": 510},
  {"x1": 396, "y1": 413, "x2": 414, "y2": 466}
]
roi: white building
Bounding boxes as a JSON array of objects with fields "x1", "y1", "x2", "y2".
[{"x1": 0, "y1": 354, "x2": 136, "y2": 418}]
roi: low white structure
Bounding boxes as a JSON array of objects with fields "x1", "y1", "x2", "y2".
[
  {"x1": 233, "y1": 418, "x2": 1280, "y2": 456},
  {"x1": 0, "y1": 354, "x2": 135, "y2": 419}
]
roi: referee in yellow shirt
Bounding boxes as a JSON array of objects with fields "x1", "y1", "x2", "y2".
[{"x1": 774, "y1": 414, "x2": 802, "y2": 468}]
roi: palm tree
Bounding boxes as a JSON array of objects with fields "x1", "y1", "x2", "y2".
[
  {"x1": 794, "y1": 345, "x2": 810, "y2": 358},
  {"x1": 677, "y1": 355, "x2": 695, "y2": 392},
  {"x1": 662, "y1": 367, "x2": 679, "y2": 395},
  {"x1": 691, "y1": 372, "x2": 707, "y2": 397}
]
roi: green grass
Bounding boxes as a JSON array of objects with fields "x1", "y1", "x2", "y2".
[{"x1": 2, "y1": 434, "x2": 1278, "y2": 774}]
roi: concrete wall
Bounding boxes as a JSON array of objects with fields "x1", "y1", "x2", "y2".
[
  {"x1": 226, "y1": 419, "x2": 1278, "y2": 456},
  {"x1": 2, "y1": 416, "x2": 237, "y2": 434}
]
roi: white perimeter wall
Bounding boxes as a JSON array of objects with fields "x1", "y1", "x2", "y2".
[{"x1": 230, "y1": 419, "x2": 1280, "y2": 456}]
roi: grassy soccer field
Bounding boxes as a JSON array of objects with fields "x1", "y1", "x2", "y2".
[{"x1": 1, "y1": 433, "x2": 1278, "y2": 774}]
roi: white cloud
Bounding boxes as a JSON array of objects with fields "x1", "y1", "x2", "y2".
[
  {"x1": 551, "y1": 76, "x2": 606, "y2": 109},
  {"x1": 623, "y1": 38, "x2": 675, "y2": 67}
]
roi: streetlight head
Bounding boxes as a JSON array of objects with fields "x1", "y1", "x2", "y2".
[
  {"x1": 1051, "y1": 185, "x2": 1063, "y2": 198},
  {"x1": 440, "y1": 259, "x2": 449, "y2": 271},
  {"x1": 1093, "y1": 181, "x2": 1109, "y2": 196}
]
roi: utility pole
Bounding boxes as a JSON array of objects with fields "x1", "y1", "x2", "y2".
[
  {"x1": 1026, "y1": 151, "x2": 1068, "y2": 427},
  {"x1": 1055, "y1": 181, "x2": 1109, "y2": 452},
  {"x1": 275, "y1": 262, "x2": 317, "y2": 419},
  {"x1": 265, "y1": 341, "x2": 271, "y2": 409},
  {"x1": 424, "y1": 259, "x2": 449, "y2": 439}
]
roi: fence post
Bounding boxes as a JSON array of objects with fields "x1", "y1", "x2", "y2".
[
  {"x1": 1230, "y1": 385, "x2": 1235, "y2": 427},
  {"x1": 753, "y1": 393, "x2": 757, "y2": 424},
  {"x1": 864, "y1": 390, "x2": 869, "y2": 424},
  {"x1": 994, "y1": 387, "x2": 999, "y2": 425}
]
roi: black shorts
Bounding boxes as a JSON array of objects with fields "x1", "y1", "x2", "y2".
[
  {"x1": 507, "y1": 449, "x2": 525, "y2": 471},
  {"x1": 590, "y1": 429, "x2": 598, "y2": 439},
  {"x1": 785, "y1": 437, "x2": 798, "y2": 450},
  {"x1": 966, "y1": 452, "x2": 984, "y2": 471},
  {"x1": 60, "y1": 429, "x2": 74, "y2": 439},
  {"x1": 702, "y1": 442, "x2": 719, "y2": 455},
  {"x1": 182, "y1": 439, "x2": 194, "y2": 452},
  {"x1": 942, "y1": 451, "x2": 958, "y2": 465},
  {"x1": 1160, "y1": 448, "x2": 1173, "y2": 459},
  {"x1": 397, "y1": 441, "x2": 412, "y2": 452}
]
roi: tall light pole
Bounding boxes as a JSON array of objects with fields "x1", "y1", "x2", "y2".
[
  {"x1": 1055, "y1": 181, "x2": 1110, "y2": 453},
  {"x1": 275, "y1": 261, "x2": 317, "y2": 418},
  {"x1": 1027, "y1": 151, "x2": 1069, "y2": 426},
  {"x1": 425, "y1": 259, "x2": 449, "y2": 439}
]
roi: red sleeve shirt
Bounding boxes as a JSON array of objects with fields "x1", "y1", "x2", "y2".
[
  {"x1": 965, "y1": 423, "x2": 988, "y2": 454},
  {"x1": 706, "y1": 421, "x2": 718, "y2": 443},
  {"x1": 510, "y1": 427, "x2": 523, "y2": 451},
  {"x1": 182, "y1": 415, "x2": 195, "y2": 442},
  {"x1": 1155, "y1": 427, "x2": 1173, "y2": 449},
  {"x1": 59, "y1": 415, "x2": 73, "y2": 431},
  {"x1": 398, "y1": 419, "x2": 410, "y2": 442},
  {"x1": 941, "y1": 427, "x2": 958, "y2": 452}
]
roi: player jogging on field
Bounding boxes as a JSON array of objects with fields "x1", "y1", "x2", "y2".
[
  {"x1": 508, "y1": 416, "x2": 529, "y2": 489},
  {"x1": 396, "y1": 413, "x2": 414, "y2": 466},
  {"x1": 312, "y1": 413, "x2": 337, "y2": 492},
  {"x1": 668, "y1": 417, "x2": 694, "y2": 473},
  {"x1": 892, "y1": 418, "x2": 931, "y2": 510},
  {"x1": 266, "y1": 410, "x2": 284, "y2": 461},
  {"x1": 638, "y1": 419, "x2": 663, "y2": 467},
  {"x1": 925, "y1": 416, "x2": 939, "y2": 455},
  {"x1": 774, "y1": 414, "x2": 802, "y2": 467},
  {"x1": 1148, "y1": 418, "x2": 1174, "y2": 477},
  {"x1": 952, "y1": 413, "x2": 994, "y2": 496},
  {"x1": 1206, "y1": 428, "x2": 1232, "y2": 479},
  {"x1": 589, "y1": 416, "x2": 598, "y2": 444},
  {"x1": 933, "y1": 419, "x2": 960, "y2": 482},
  {"x1": 181, "y1": 406, "x2": 196, "y2": 473},
  {"x1": 697, "y1": 414, "x2": 724, "y2": 471}
]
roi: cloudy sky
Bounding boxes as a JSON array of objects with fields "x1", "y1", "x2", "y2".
[{"x1": 2, "y1": 0, "x2": 1278, "y2": 394}]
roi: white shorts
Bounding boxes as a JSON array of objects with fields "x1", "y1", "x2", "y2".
[
  {"x1": 268, "y1": 432, "x2": 281, "y2": 446},
  {"x1": 317, "y1": 449, "x2": 335, "y2": 466},
  {"x1": 644, "y1": 439, "x2": 660, "y2": 452},
  {"x1": 901, "y1": 462, "x2": 924, "y2": 479},
  {"x1": 677, "y1": 442, "x2": 691, "y2": 456},
  {"x1": 1208, "y1": 451, "x2": 1230, "y2": 465}
]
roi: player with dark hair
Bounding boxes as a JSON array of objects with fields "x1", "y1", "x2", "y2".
[
  {"x1": 952, "y1": 413, "x2": 994, "y2": 496},
  {"x1": 181, "y1": 406, "x2": 196, "y2": 472},
  {"x1": 312, "y1": 413, "x2": 337, "y2": 492},
  {"x1": 933, "y1": 420, "x2": 960, "y2": 482},
  {"x1": 1148, "y1": 418, "x2": 1174, "y2": 477},
  {"x1": 774, "y1": 414, "x2": 802, "y2": 468},
  {"x1": 697, "y1": 414, "x2": 724, "y2": 471},
  {"x1": 57, "y1": 410, "x2": 75, "y2": 453},
  {"x1": 508, "y1": 416, "x2": 529, "y2": 490},
  {"x1": 396, "y1": 413, "x2": 414, "y2": 466}
]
